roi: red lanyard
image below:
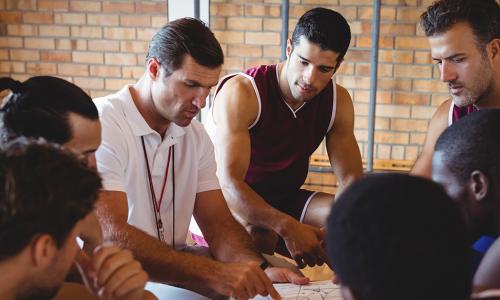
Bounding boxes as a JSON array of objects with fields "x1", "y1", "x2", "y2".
[{"x1": 141, "y1": 136, "x2": 173, "y2": 244}]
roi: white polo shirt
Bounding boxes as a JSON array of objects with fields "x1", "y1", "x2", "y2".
[{"x1": 94, "y1": 85, "x2": 220, "y2": 248}]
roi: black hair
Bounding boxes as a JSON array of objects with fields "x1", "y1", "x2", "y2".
[
  {"x1": 420, "y1": 0, "x2": 500, "y2": 50},
  {"x1": 291, "y1": 7, "x2": 351, "y2": 65},
  {"x1": 327, "y1": 173, "x2": 471, "y2": 300},
  {"x1": 146, "y1": 17, "x2": 224, "y2": 76},
  {"x1": 0, "y1": 138, "x2": 102, "y2": 259},
  {"x1": 0, "y1": 76, "x2": 98, "y2": 144},
  {"x1": 435, "y1": 109, "x2": 500, "y2": 182}
]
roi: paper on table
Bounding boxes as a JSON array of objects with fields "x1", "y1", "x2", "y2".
[{"x1": 251, "y1": 280, "x2": 343, "y2": 300}]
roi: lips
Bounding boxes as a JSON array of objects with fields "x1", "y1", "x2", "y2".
[
  {"x1": 449, "y1": 84, "x2": 464, "y2": 95},
  {"x1": 185, "y1": 110, "x2": 198, "y2": 118}
]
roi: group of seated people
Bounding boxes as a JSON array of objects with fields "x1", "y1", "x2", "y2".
[{"x1": 0, "y1": 0, "x2": 499, "y2": 299}]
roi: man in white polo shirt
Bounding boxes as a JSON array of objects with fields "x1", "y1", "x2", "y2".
[{"x1": 94, "y1": 18, "x2": 308, "y2": 299}]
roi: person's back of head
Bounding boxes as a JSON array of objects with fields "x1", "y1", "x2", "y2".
[
  {"x1": 0, "y1": 138, "x2": 102, "y2": 299},
  {"x1": 327, "y1": 173, "x2": 471, "y2": 300},
  {"x1": 0, "y1": 76, "x2": 98, "y2": 145},
  {"x1": 291, "y1": 7, "x2": 351, "y2": 67},
  {"x1": 146, "y1": 17, "x2": 224, "y2": 76},
  {"x1": 420, "y1": 0, "x2": 499, "y2": 48}
]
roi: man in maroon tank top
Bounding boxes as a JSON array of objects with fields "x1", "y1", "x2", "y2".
[
  {"x1": 411, "y1": 0, "x2": 500, "y2": 178},
  {"x1": 213, "y1": 8, "x2": 363, "y2": 268}
]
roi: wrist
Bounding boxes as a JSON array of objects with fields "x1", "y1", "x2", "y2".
[{"x1": 275, "y1": 215, "x2": 296, "y2": 238}]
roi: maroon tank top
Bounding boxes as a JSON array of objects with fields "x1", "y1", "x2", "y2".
[
  {"x1": 450, "y1": 103, "x2": 478, "y2": 124},
  {"x1": 216, "y1": 65, "x2": 336, "y2": 203}
]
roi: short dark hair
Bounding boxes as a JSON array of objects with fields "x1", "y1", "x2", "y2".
[
  {"x1": 0, "y1": 76, "x2": 98, "y2": 145},
  {"x1": 291, "y1": 7, "x2": 351, "y2": 64},
  {"x1": 420, "y1": 0, "x2": 500, "y2": 49},
  {"x1": 327, "y1": 173, "x2": 471, "y2": 300},
  {"x1": 146, "y1": 17, "x2": 224, "y2": 76},
  {"x1": 0, "y1": 138, "x2": 102, "y2": 260},
  {"x1": 435, "y1": 109, "x2": 500, "y2": 182}
]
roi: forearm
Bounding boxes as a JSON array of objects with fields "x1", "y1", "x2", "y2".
[
  {"x1": 99, "y1": 217, "x2": 221, "y2": 289},
  {"x1": 221, "y1": 179, "x2": 295, "y2": 237}
]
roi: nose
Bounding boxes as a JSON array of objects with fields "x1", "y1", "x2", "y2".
[
  {"x1": 192, "y1": 87, "x2": 209, "y2": 109},
  {"x1": 440, "y1": 61, "x2": 457, "y2": 82},
  {"x1": 303, "y1": 65, "x2": 316, "y2": 86}
]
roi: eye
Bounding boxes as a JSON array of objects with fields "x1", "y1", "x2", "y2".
[
  {"x1": 434, "y1": 60, "x2": 442, "y2": 66},
  {"x1": 453, "y1": 57, "x2": 465, "y2": 63},
  {"x1": 319, "y1": 67, "x2": 331, "y2": 73},
  {"x1": 300, "y1": 60, "x2": 308, "y2": 66}
]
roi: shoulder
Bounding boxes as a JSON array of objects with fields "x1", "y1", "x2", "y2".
[{"x1": 430, "y1": 98, "x2": 452, "y2": 128}]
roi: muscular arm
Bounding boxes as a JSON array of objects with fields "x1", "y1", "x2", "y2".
[
  {"x1": 410, "y1": 99, "x2": 451, "y2": 179},
  {"x1": 326, "y1": 85, "x2": 363, "y2": 196},
  {"x1": 213, "y1": 76, "x2": 297, "y2": 237},
  {"x1": 193, "y1": 189, "x2": 263, "y2": 263}
]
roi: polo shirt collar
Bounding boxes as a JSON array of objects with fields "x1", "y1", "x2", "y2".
[{"x1": 118, "y1": 85, "x2": 186, "y2": 139}]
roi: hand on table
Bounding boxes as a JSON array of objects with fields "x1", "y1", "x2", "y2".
[{"x1": 281, "y1": 221, "x2": 327, "y2": 268}]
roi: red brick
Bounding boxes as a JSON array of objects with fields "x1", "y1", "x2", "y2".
[
  {"x1": 39, "y1": 25, "x2": 70, "y2": 37},
  {"x1": 0, "y1": 12, "x2": 22, "y2": 23},
  {"x1": 350, "y1": 21, "x2": 372, "y2": 35},
  {"x1": 355, "y1": 116, "x2": 390, "y2": 130},
  {"x1": 136, "y1": 28, "x2": 156, "y2": 41},
  {"x1": 87, "y1": 14, "x2": 119, "y2": 26},
  {"x1": 358, "y1": 7, "x2": 396, "y2": 21},
  {"x1": 336, "y1": 76, "x2": 371, "y2": 90},
  {"x1": 39, "y1": 0, "x2": 68, "y2": 11},
  {"x1": 414, "y1": 51, "x2": 432, "y2": 64},
  {"x1": 23, "y1": 12, "x2": 54, "y2": 24},
  {"x1": 135, "y1": 2, "x2": 167, "y2": 14},
  {"x1": 213, "y1": 30, "x2": 244, "y2": 44},
  {"x1": 391, "y1": 119, "x2": 429, "y2": 132},
  {"x1": 55, "y1": 39, "x2": 87, "y2": 50},
  {"x1": 411, "y1": 105, "x2": 437, "y2": 119},
  {"x1": 151, "y1": 16, "x2": 167, "y2": 28},
  {"x1": 410, "y1": 133, "x2": 426, "y2": 145},
  {"x1": 0, "y1": 49, "x2": 8, "y2": 60},
  {"x1": 378, "y1": 78, "x2": 412, "y2": 91},
  {"x1": 375, "y1": 131, "x2": 409, "y2": 145},
  {"x1": 7, "y1": 24, "x2": 37, "y2": 36},
  {"x1": 73, "y1": 51, "x2": 103, "y2": 64},
  {"x1": 26, "y1": 62, "x2": 57, "y2": 74},
  {"x1": 391, "y1": 145, "x2": 405, "y2": 160},
  {"x1": 376, "y1": 104, "x2": 411, "y2": 118},
  {"x1": 354, "y1": 90, "x2": 392, "y2": 104},
  {"x1": 102, "y1": 1, "x2": 134, "y2": 13},
  {"x1": 383, "y1": 0, "x2": 417, "y2": 4},
  {"x1": 394, "y1": 65, "x2": 432, "y2": 78},
  {"x1": 88, "y1": 40, "x2": 119, "y2": 52},
  {"x1": 74, "y1": 77, "x2": 104, "y2": 90},
  {"x1": 397, "y1": 7, "x2": 424, "y2": 22},
  {"x1": 395, "y1": 37, "x2": 429, "y2": 50},
  {"x1": 340, "y1": 0, "x2": 372, "y2": 4},
  {"x1": 263, "y1": 18, "x2": 281, "y2": 32},
  {"x1": 355, "y1": 63, "x2": 393, "y2": 77},
  {"x1": 222, "y1": 57, "x2": 245, "y2": 71},
  {"x1": 263, "y1": 45, "x2": 280, "y2": 58},
  {"x1": 0, "y1": 37, "x2": 23, "y2": 48},
  {"x1": 344, "y1": 50, "x2": 371, "y2": 63},
  {"x1": 105, "y1": 53, "x2": 137, "y2": 66},
  {"x1": 71, "y1": 26, "x2": 102, "y2": 38},
  {"x1": 69, "y1": 1, "x2": 101, "y2": 12},
  {"x1": 120, "y1": 41, "x2": 148, "y2": 53},
  {"x1": 228, "y1": 45, "x2": 262, "y2": 58},
  {"x1": 25, "y1": 38, "x2": 55, "y2": 49},
  {"x1": 90, "y1": 65, "x2": 121, "y2": 77},
  {"x1": 245, "y1": 5, "x2": 280, "y2": 17},
  {"x1": 210, "y1": 4, "x2": 243, "y2": 17},
  {"x1": 120, "y1": 15, "x2": 151, "y2": 27},
  {"x1": 6, "y1": 0, "x2": 37, "y2": 10},
  {"x1": 245, "y1": 32, "x2": 280, "y2": 45},
  {"x1": 103, "y1": 27, "x2": 136, "y2": 40},
  {"x1": 393, "y1": 92, "x2": 430, "y2": 105},
  {"x1": 210, "y1": 17, "x2": 226, "y2": 30},
  {"x1": 0, "y1": 62, "x2": 25, "y2": 73},
  {"x1": 54, "y1": 13, "x2": 86, "y2": 24},
  {"x1": 376, "y1": 144, "x2": 391, "y2": 160},
  {"x1": 227, "y1": 17, "x2": 262, "y2": 31},
  {"x1": 356, "y1": 36, "x2": 394, "y2": 49},
  {"x1": 431, "y1": 94, "x2": 450, "y2": 107},
  {"x1": 58, "y1": 63, "x2": 89, "y2": 76},
  {"x1": 40, "y1": 50, "x2": 71, "y2": 62},
  {"x1": 413, "y1": 80, "x2": 448, "y2": 93},
  {"x1": 406, "y1": 145, "x2": 420, "y2": 161},
  {"x1": 379, "y1": 50, "x2": 413, "y2": 64},
  {"x1": 336, "y1": 62, "x2": 355, "y2": 75},
  {"x1": 380, "y1": 24, "x2": 415, "y2": 36}
]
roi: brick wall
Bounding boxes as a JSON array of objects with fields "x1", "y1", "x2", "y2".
[{"x1": 0, "y1": 0, "x2": 450, "y2": 162}]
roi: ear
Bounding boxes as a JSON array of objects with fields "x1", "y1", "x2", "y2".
[
  {"x1": 146, "y1": 58, "x2": 161, "y2": 81},
  {"x1": 286, "y1": 38, "x2": 293, "y2": 59},
  {"x1": 31, "y1": 234, "x2": 57, "y2": 268},
  {"x1": 469, "y1": 170, "x2": 490, "y2": 202}
]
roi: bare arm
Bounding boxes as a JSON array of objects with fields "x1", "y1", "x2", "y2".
[
  {"x1": 326, "y1": 85, "x2": 363, "y2": 196},
  {"x1": 214, "y1": 76, "x2": 326, "y2": 268},
  {"x1": 410, "y1": 99, "x2": 451, "y2": 179},
  {"x1": 95, "y1": 190, "x2": 281, "y2": 299}
]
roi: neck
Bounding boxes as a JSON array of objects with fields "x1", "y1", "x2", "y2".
[
  {"x1": 277, "y1": 62, "x2": 304, "y2": 110},
  {"x1": 131, "y1": 75, "x2": 171, "y2": 137},
  {"x1": 0, "y1": 258, "x2": 29, "y2": 300}
]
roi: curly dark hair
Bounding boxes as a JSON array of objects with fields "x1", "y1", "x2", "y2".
[{"x1": 0, "y1": 138, "x2": 102, "y2": 260}]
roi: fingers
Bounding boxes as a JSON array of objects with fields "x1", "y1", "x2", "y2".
[
  {"x1": 100, "y1": 261, "x2": 148, "y2": 299},
  {"x1": 282, "y1": 269, "x2": 310, "y2": 285}
]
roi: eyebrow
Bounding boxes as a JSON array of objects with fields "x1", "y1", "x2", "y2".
[
  {"x1": 432, "y1": 53, "x2": 466, "y2": 61},
  {"x1": 297, "y1": 54, "x2": 335, "y2": 70},
  {"x1": 185, "y1": 79, "x2": 217, "y2": 88}
]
